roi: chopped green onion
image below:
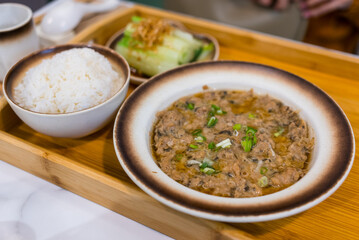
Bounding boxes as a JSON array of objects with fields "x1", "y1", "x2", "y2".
[
  {"x1": 201, "y1": 167, "x2": 215, "y2": 175},
  {"x1": 211, "y1": 104, "x2": 226, "y2": 115},
  {"x1": 202, "y1": 157, "x2": 214, "y2": 166},
  {"x1": 199, "y1": 161, "x2": 209, "y2": 169},
  {"x1": 258, "y1": 176, "x2": 268, "y2": 187},
  {"x1": 216, "y1": 138, "x2": 231, "y2": 149},
  {"x1": 260, "y1": 166, "x2": 268, "y2": 175},
  {"x1": 209, "y1": 104, "x2": 226, "y2": 116},
  {"x1": 175, "y1": 154, "x2": 183, "y2": 161},
  {"x1": 187, "y1": 160, "x2": 201, "y2": 166},
  {"x1": 208, "y1": 142, "x2": 215, "y2": 149},
  {"x1": 233, "y1": 124, "x2": 242, "y2": 131},
  {"x1": 233, "y1": 129, "x2": 239, "y2": 136},
  {"x1": 248, "y1": 113, "x2": 256, "y2": 119},
  {"x1": 189, "y1": 144, "x2": 198, "y2": 149},
  {"x1": 274, "y1": 127, "x2": 285, "y2": 137},
  {"x1": 246, "y1": 126, "x2": 257, "y2": 135},
  {"x1": 199, "y1": 159, "x2": 216, "y2": 175},
  {"x1": 186, "y1": 103, "x2": 194, "y2": 110},
  {"x1": 211, "y1": 104, "x2": 220, "y2": 111},
  {"x1": 191, "y1": 129, "x2": 202, "y2": 136},
  {"x1": 240, "y1": 127, "x2": 258, "y2": 152},
  {"x1": 253, "y1": 135, "x2": 258, "y2": 145},
  {"x1": 241, "y1": 136, "x2": 253, "y2": 152},
  {"x1": 194, "y1": 136, "x2": 205, "y2": 143},
  {"x1": 207, "y1": 116, "x2": 218, "y2": 127}
]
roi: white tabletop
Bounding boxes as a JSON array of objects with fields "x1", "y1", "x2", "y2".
[{"x1": 0, "y1": 160, "x2": 171, "y2": 240}]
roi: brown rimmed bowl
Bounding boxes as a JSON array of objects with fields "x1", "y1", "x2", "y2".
[{"x1": 113, "y1": 61, "x2": 354, "y2": 222}]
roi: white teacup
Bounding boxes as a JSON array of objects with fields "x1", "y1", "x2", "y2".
[{"x1": 0, "y1": 3, "x2": 40, "y2": 81}]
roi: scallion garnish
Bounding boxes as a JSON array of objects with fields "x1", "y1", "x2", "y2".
[
  {"x1": 216, "y1": 138, "x2": 232, "y2": 149},
  {"x1": 189, "y1": 144, "x2": 198, "y2": 149},
  {"x1": 233, "y1": 124, "x2": 242, "y2": 131},
  {"x1": 200, "y1": 161, "x2": 209, "y2": 169},
  {"x1": 208, "y1": 142, "x2": 215, "y2": 149},
  {"x1": 258, "y1": 176, "x2": 268, "y2": 187},
  {"x1": 209, "y1": 104, "x2": 226, "y2": 116},
  {"x1": 240, "y1": 126, "x2": 258, "y2": 152},
  {"x1": 260, "y1": 166, "x2": 268, "y2": 175},
  {"x1": 187, "y1": 159, "x2": 201, "y2": 166},
  {"x1": 201, "y1": 167, "x2": 215, "y2": 175},
  {"x1": 199, "y1": 159, "x2": 217, "y2": 175},
  {"x1": 207, "y1": 116, "x2": 218, "y2": 127},
  {"x1": 253, "y1": 135, "x2": 257, "y2": 145},
  {"x1": 248, "y1": 113, "x2": 256, "y2": 119},
  {"x1": 194, "y1": 136, "x2": 205, "y2": 143},
  {"x1": 246, "y1": 126, "x2": 257, "y2": 135},
  {"x1": 191, "y1": 129, "x2": 202, "y2": 136},
  {"x1": 274, "y1": 126, "x2": 285, "y2": 137},
  {"x1": 241, "y1": 136, "x2": 253, "y2": 152},
  {"x1": 175, "y1": 154, "x2": 183, "y2": 161},
  {"x1": 186, "y1": 102, "x2": 194, "y2": 110}
]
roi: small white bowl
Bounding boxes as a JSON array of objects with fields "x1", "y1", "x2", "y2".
[
  {"x1": 113, "y1": 61, "x2": 355, "y2": 222},
  {"x1": 3, "y1": 44, "x2": 130, "y2": 138}
]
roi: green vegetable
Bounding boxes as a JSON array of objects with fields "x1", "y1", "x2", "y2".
[
  {"x1": 207, "y1": 116, "x2": 218, "y2": 128},
  {"x1": 258, "y1": 176, "x2": 268, "y2": 187},
  {"x1": 241, "y1": 136, "x2": 253, "y2": 152},
  {"x1": 260, "y1": 167, "x2": 268, "y2": 175},
  {"x1": 191, "y1": 129, "x2": 202, "y2": 135},
  {"x1": 248, "y1": 113, "x2": 256, "y2": 119},
  {"x1": 246, "y1": 126, "x2": 257, "y2": 135},
  {"x1": 216, "y1": 138, "x2": 232, "y2": 149},
  {"x1": 175, "y1": 154, "x2": 183, "y2": 161},
  {"x1": 233, "y1": 124, "x2": 242, "y2": 131},
  {"x1": 196, "y1": 43, "x2": 214, "y2": 61},
  {"x1": 115, "y1": 17, "x2": 210, "y2": 77},
  {"x1": 194, "y1": 135, "x2": 206, "y2": 143},
  {"x1": 201, "y1": 167, "x2": 215, "y2": 175},
  {"x1": 210, "y1": 104, "x2": 227, "y2": 115},
  {"x1": 199, "y1": 159, "x2": 217, "y2": 175},
  {"x1": 200, "y1": 161, "x2": 209, "y2": 169},
  {"x1": 208, "y1": 142, "x2": 216, "y2": 149},
  {"x1": 253, "y1": 135, "x2": 258, "y2": 145},
  {"x1": 186, "y1": 103, "x2": 194, "y2": 110},
  {"x1": 241, "y1": 127, "x2": 258, "y2": 152},
  {"x1": 189, "y1": 144, "x2": 198, "y2": 149},
  {"x1": 274, "y1": 127, "x2": 285, "y2": 137}
]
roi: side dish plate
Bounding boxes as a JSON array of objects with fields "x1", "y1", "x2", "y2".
[
  {"x1": 106, "y1": 27, "x2": 219, "y2": 85},
  {"x1": 113, "y1": 61, "x2": 354, "y2": 222}
]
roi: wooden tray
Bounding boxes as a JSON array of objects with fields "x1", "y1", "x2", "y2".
[{"x1": 1, "y1": 5, "x2": 359, "y2": 239}]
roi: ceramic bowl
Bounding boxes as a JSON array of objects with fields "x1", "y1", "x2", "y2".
[
  {"x1": 106, "y1": 27, "x2": 219, "y2": 85},
  {"x1": 3, "y1": 44, "x2": 130, "y2": 138},
  {"x1": 113, "y1": 61, "x2": 355, "y2": 222}
]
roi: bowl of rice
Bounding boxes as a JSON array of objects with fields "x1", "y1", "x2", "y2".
[{"x1": 3, "y1": 44, "x2": 130, "y2": 138}]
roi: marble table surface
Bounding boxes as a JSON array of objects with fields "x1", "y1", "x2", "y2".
[{"x1": 0, "y1": 160, "x2": 171, "y2": 240}]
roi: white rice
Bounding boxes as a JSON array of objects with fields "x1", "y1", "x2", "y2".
[{"x1": 14, "y1": 48, "x2": 123, "y2": 113}]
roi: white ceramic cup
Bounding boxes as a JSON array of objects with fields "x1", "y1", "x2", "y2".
[{"x1": 0, "y1": 3, "x2": 40, "y2": 81}]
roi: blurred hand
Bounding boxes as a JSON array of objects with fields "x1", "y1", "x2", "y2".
[
  {"x1": 255, "y1": 0, "x2": 353, "y2": 17},
  {"x1": 300, "y1": 0, "x2": 353, "y2": 18},
  {"x1": 256, "y1": 0, "x2": 291, "y2": 10}
]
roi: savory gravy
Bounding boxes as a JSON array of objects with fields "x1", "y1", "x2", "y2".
[{"x1": 152, "y1": 90, "x2": 314, "y2": 198}]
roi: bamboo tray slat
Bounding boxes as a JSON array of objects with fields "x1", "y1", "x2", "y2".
[{"x1": 1, "y1": 5, "x2": 359, "y2": 240}]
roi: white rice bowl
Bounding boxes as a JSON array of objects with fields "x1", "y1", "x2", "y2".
[{"x1": 14, "y1": 48, "x2": 123, "y2": 114}]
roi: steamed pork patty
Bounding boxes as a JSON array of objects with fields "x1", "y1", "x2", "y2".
[{"x1": 152, "y1": 90, "x2": 314, "y2": 198}]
